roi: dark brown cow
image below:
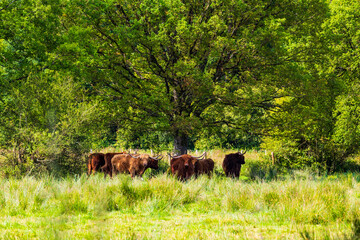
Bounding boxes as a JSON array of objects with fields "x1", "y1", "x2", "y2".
[
  {"x1": 101, "y1": 152, "x2": 127, "y2": 178},
  {"x1": 222, "y1": 151, "x2": 246, "y2": 178},
  {"x1": 111, "y1": 153, "x2": 160, "y2": 178},
  {"x1": 87, "y1": 153, "x2": 105, "y2": 175},
  {"x1": 194, "y1": 158, "x2": 215, "y2": 177},
  {"x1": 170, "y1": 153, "x2": 205, "y2": 181},
  {"x1": 146, "y1": 156, "x2": 160, "y2": 171}
]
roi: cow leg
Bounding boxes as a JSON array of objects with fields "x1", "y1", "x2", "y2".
[
  {"x1": 109, "y1": 167, "x2": 113, "y2": 178},
  {"x1": 105, "y1": 166, "x2": 111, "y2": 179},
  {"x1": 90, "y1": 162, "x2": 96, "y2": 175},
  {"x1": 138, "y1": 171, "x2": 144, "y2": 181},
  {"x1": 101, "y1": 165, "x2": 107, "y2": 179},
  {"x1": 171, "y1": 166, "x2": 176, "y2": 175},
  {"x1": 93, "y1": 164, "x2": 98, "y2": 173},
  {"x1": 112, "y1": 165, "x2": 117, "y2": 177},
  {"x1": 138, "y1": 168, "x2": 146, "y2": 178},
  {"x1": 235, "y1": 169, "x2": 240, "y2": 178},
  {"x1": 129, "y1": 168, "x2": 136, "y2": 178}
]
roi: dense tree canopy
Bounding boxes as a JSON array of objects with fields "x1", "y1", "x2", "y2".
[
  {"x1": 57, "y1": 0, "x2": 329, "y2": 153},
  {"x1": 0, "y1": 0, "x2": 359, "y2": 175}
]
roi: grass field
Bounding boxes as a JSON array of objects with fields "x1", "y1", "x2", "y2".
[{"x1": 0, "y1": 150, "x2": 360, "y2": 239}]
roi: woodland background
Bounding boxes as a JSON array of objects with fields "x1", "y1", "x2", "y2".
[{"x1": 1, "y1": 0, "x2": 360, "y2": 177}]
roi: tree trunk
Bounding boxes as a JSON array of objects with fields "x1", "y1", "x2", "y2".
[{"x1": 174, "y1": 132, "x2": 189, "y2": 155}]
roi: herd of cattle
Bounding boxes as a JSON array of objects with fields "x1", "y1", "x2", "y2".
[{"x1": 87, "y1": 151, "x2": 246, "y2": 180}]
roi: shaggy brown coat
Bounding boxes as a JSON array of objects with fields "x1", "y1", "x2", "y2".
[
  {"x1": 194, "y1": 158, "x2": 215, "y2": 177},
  {"x1": 111, "y1": 154, "x2": 158, "y2": 178},
  {"x1": 222, "y1": 152, "x2": 245, "y2": 178},
  {"x1": 170, "y1": 154, "x2": 196, "y2": 181},
  {"x1": 87, "y1": 153, "x2": 105, "y2": 175},
  {"x1": 101, "y1": 152, "x2": 127, "y2": 178}
]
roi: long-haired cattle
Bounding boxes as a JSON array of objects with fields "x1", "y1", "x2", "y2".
[
  {"x1": 194, "y1": 158, "x2": 214, "y2": 177},
  {"x1": 111, "y1": 153, "x2": 160, "y2": 178},
  {"x1": 87, "y1": 153, "x2": 105, "y2": 175},
  {"x1": 170, "y1": 154, "x2": 201, "y2": 181},
  {"x1": 101, "y1": 152, "x2": 127, "y2": 178},
  {"x1": 222, "y1": 151, "x2": 246, "y2": 178}
]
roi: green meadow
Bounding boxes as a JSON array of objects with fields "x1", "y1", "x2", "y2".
[
  {"x1": 2, "y1": 0, "x2": 360, "y2": 238},
  {"x1": 1, "y1": 151, "x2": 359, "y2": 239}
]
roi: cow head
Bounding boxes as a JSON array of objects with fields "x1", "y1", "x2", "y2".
[
  {"x1": 238, "y1": 151, "x2": 246, "y2": 164},
  {"x1": 132, "y1": 154, "x2": 161, "y2": 169},
  {"x1": 182, "y1": 155, "x2": 193, "y2": 168},
  {"x1": 136, "y1": 154, "x2": 150, "y2": 167},
  {"x1": 181, "y1": 152, "x2": 206, "y2": 167},
  {"x1": 147, "y1": 158, "x2": 159, "y2": 169},
  {"x1": 148, "y1": 155, "x2": 162, "y2": 169},
  {"x1": 170, "y1": 154, "x2": 200, "y2": 180}
]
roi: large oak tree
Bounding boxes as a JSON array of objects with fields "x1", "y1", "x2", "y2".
[{"x1": 59, "y1": 0, "x2": 328, "y2": 153}]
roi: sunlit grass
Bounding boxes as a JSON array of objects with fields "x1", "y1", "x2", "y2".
[
  {"x1": 0, "y1": 171, "x2": 359, "y2": 239},
  {"x1": 1, "y1": 150, "x2": 360, "y2": 239}
]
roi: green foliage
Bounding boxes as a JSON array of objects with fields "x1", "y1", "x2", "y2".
[
  {"x1": 0, "y1": 0, "x2": 111, "y2": 176},
  {"x1": 55, "y1": 0, "x2": 331, "y2": 153},
  {"x1": 0, "y1": 71, "x2": 105, "y2": 177},
  {"x1": 194, "y1": 125, "x2": 261, "y2": 150},
  {"x1": 116, "y1": 127, "x2": 173, "y2": 151},
  {"x1": 1, "y1": 0, "x2": 360, "y2": 175},
  {"x1": 260, "y1": 0, "x2": 360, "y2": 171}
]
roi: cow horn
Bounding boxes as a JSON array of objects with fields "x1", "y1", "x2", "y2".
[
  {"x1": 150, "y1": 155, "x2": 163, "y2": 161},
  {"x1": 129, "y1": 153, "x2": 140, "y2": 158},
  {"x1": 239, "y1": 150, "x2": 247, "y2": 155},
  {"x1": 192, "y1": 152, "x2": 206, "y2": 160},
  {"x1": 168, "y1": 153, "x2": 182, "y2": 159}
]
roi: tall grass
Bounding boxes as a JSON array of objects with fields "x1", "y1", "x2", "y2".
[
  {"x1": 0, "y1": 171, "x2": 359, "y2": 239},
  {"x1": 1, "y1": 150, "x2": 360, "y2": 239}
]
